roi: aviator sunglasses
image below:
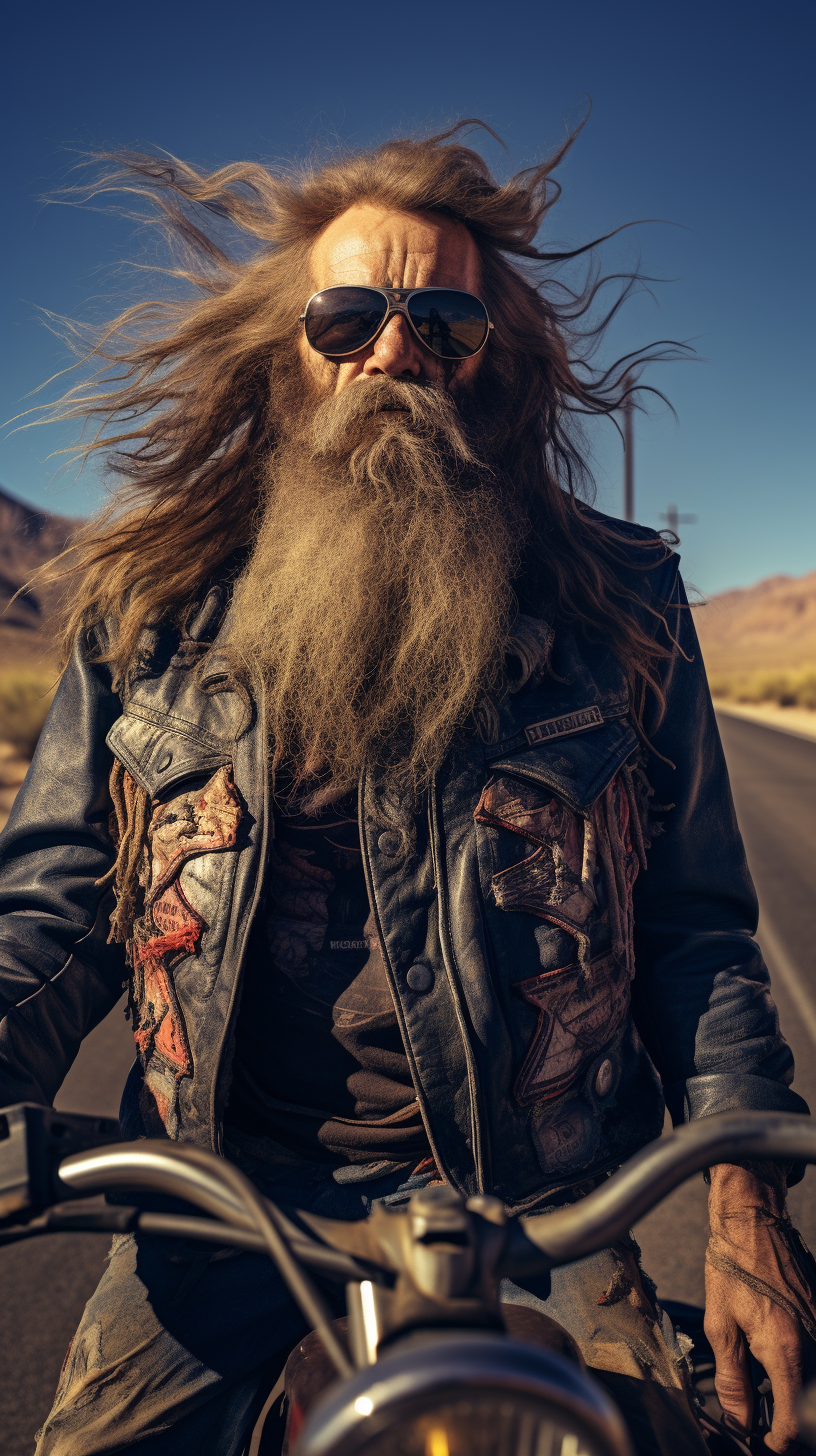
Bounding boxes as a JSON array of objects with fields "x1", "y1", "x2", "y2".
[{"x1": 299, "y1": 285, "x2": 493, "y2": 361}]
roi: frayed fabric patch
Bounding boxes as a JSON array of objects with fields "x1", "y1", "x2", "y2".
[
  {"x1": 513, "y1": 951, "x2": 629, "y2": 1105},
  {"x1": 476, "y1": 763, "x2": 650, "y2": 1115},
  {"x1": 112, "y1": 763, "x2": 242, "y2": 1136}
]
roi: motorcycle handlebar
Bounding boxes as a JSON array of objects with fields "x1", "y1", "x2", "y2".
[
  {"x1": 503, "y1": 1111, "x2": 816, "y2": 1274},
  {"x1": 54, "y1": 1110, "x2": 816, "y2": 1279}
]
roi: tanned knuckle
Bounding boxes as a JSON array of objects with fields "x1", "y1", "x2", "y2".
[
  {"x1": 703, "y1": 1311, "x2": 728, "y2": 1345},
  {"x1": 713, "y1": 1371, "x2": 746, "y2": 1399},
  {"x1": 771, "y1": 1331, "x2": 802, "y2": 1363}
]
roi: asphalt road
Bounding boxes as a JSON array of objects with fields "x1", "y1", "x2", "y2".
[
  {"x1": 2, "y1": 711, "x2": 816, "y2": 1453},
  {"x1": 635, "y1": 713, "x2": 816, "y2": 1302}
]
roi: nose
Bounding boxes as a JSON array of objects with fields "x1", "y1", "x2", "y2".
[{"x1": 362, "y1": 313, "x2": 423, "y2": 378}]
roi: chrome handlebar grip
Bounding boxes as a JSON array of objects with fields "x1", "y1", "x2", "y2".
[{"x1": 58, "y1": 1140, "x2": 253, "y2": 1226}]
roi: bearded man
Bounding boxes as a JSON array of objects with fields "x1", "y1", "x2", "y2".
[{"x1": 1, "y1": 128, "x2": 814, "y2": 1456}]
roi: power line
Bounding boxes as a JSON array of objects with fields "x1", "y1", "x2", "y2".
[{"x1": 660, "y1": 505, "x2": 698, "y2": 541}]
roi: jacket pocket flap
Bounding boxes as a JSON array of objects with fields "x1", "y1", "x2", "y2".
[
  {"x1": 487, "y1": 717, "x2": 639, "y2": 812},
  {"x1": 106, "y1": 712, "x2": 232, "y2": 799}
]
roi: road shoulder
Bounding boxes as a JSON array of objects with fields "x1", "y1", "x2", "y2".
[{"x1": 714, "y1": 699, "x2": 816, "y2": 742}]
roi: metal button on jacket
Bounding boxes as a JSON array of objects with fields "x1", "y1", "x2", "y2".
[
  {"x1": 156, "y1": 751, "x2": 173, "y2": 772},
  {"x1": 406, "y1": 963, "x2": 434, "y2": 993},
  {"x1": 552, "y1": 756, "x2": 575, "y2": 777},
  {"x1": 377, "y1": 830, "x2": 403, "y2": 857}
]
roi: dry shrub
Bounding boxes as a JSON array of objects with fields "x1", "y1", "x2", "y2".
[
  {"x1": 709, "y1": 668, "x2": 816, "y2": 710},
  {"x1": 0, "y1": 671, "x2": 57, "y2": 757}
]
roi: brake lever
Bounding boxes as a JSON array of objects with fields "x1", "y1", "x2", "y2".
[{"x1": 0, "y1": 1199, "x2": 140, "y2": 1245}]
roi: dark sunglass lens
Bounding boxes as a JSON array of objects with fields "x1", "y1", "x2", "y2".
[
  {"x1": 407, "y1": 290, "x2": 489, "y2": 358},
  {"x1": 304, "y1": 288, "x2": 387, "y2": 355}
]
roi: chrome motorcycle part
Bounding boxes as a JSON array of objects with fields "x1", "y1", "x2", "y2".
[{"x1": 292, "y1": 1332, "x2": 632, "y2": 1456}]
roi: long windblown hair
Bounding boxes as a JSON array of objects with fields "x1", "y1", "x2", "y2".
[{"x1": 32, "y1": 120, "x2": 683, "y2": 719}]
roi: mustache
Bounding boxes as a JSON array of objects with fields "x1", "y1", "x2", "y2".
[{"x1": 305, "y1": 375, "x2": 484, "y2": 471}]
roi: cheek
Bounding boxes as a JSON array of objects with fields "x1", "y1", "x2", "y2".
[
  {"x1": 298, "y1": 335, "x2": 339, "y2": 394},
  {"x1": 333, "y1": 360, "x2": 368, "y2": 394},
  {"x1": 446, "y1": 353, "x2": 483, "y2": 395}
]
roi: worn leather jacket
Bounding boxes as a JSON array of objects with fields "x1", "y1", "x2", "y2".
[{"x1": 0, "y1": 518, "x2": 806, "y2": 1212}]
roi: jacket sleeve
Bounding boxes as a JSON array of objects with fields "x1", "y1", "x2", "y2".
[
  {"x1": 631, "y1": 566, "x2": 809, "y2": 1127},
  {"x1": 0, "y1": 631, "x2": 126, "y2": 1107}
]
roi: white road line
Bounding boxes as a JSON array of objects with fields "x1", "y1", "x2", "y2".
[{"x1": 757, "y1": 907, "x2": 816, "y2": 1050}]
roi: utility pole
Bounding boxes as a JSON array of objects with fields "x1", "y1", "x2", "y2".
[
  {"x1": 622, "y1": 372, "x2": 635, "y2": 522},
  {"x1": 660, "y1": 505, "x2": 697, "y2": 543}
]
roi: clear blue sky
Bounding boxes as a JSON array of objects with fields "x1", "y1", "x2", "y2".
[{"x1": 1, "y1": 0, "x2": 814, "y2": 596}]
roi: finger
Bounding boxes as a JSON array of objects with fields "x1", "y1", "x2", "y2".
[
  {"x1": 705, "y1": 1309, "x2": 753, "y2": 1436},
  {"x1": 750, "y1": 1331, "x2": 803, "y2": 1453}
]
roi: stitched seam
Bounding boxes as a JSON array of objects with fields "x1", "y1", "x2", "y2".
[
  {"x1": 177, "y1": 849, "x2": 241, "y2": 1000},
  {"x1": 429, "y1": 777, "x2": 490, "y2": 1191},
  {"x1": 486, "y1": 701, "x2": 630, "y2": 759},
  {"x1": 120, "y1": 704, "x2": 228, "y2": 749},
  {"x1": 491, "y1": 751, "x2": 631, "y2": 814},
  {"x1": 137, "y1": 747, "x2": 231, "y2": 777},
  {"x1": 3, "y1": 876, "x2": 118, "y2": 1015}
]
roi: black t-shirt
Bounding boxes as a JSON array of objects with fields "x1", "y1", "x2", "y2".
[{"x1": 225, "y1": 784, "x2": 430, "y2": 1165}]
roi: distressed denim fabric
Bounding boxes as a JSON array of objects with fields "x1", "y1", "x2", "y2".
[
  {"x1": 502, "y1": 1243, "x2": 707, "y2": 1456},
  {"x1": 36, "y1": 1152, "x2": 705, "y2": 1456}
]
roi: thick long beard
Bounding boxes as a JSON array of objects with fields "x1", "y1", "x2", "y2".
[{"x1": 229, "y1": 375, "x2": 527, "y2": 804}]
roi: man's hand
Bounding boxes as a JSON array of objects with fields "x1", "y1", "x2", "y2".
[{"x1": 704, "y1": 1162, "x2": 816, "y2": 1452}]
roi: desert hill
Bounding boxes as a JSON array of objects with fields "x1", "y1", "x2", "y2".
[
  {"x1": 0, "y1": 484, "x2": 80, "y2": 668},
  {"x1": 692, "y1": 569, "x2": 816, "y2": 676}
]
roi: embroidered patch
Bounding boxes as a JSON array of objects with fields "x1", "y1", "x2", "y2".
[
  {"x1": 127, "y1": 763, "x2": 242, "y2": 1135},
  {"x1": 476, "y1": 778, "x2": 597, "y2": 947},
  {"x1": 133, "y1": 940, "x2": 192, "y2": 1076},
  {"x1": 524, "y1": 705, "x2": 603, "y2": 745},
  {"x1": 151, "y1": 878, "x2": 204, "y2": 946},
  {"x1": 477, "y1": 776, "x2": 583, "y2": 853},
  {"x1": 513, "y1": 951, "x2": 629, "y2": 1105},
  {"x1": 132, "y1": 880, "x2": 203, "y2": 1083},
  {"x1": 530, "y1": 1099, "x2": 601, "y2": 1172},
  {"x1": 475, "y1": 762, "x2": 653, "y2": 1129},
  {"x1": 148, "y1": 764, "x2": 242, "y2": 900}
]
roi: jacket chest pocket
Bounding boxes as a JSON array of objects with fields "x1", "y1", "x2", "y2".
[{"x1": 106, "y1": 711, "x2": 243, "y2": 983}]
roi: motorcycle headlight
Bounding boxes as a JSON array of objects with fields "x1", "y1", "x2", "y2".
[{"x1": 293, "y1": 1333, "x2": 633, "y2": 1456}]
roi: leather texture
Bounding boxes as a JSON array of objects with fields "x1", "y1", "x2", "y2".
[{"x1": 0, "y1": 515, "x2": 807, "y2": 1211}]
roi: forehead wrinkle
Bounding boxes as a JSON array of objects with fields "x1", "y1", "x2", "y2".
[{"x1": 310, "y1": 208, "x2": 481, "y2": 292}]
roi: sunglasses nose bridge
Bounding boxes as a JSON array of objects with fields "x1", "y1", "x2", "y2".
[
  {"x1": 361, "y1": 300, "x2": 414, "y2": 342},
  {"x1": 367, "y1": 306, "x2": 426, "y2": 372}
]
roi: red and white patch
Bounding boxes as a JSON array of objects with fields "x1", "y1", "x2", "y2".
[{"x1": 129, "y1": 764, "x2": 242, "y2": 1133}]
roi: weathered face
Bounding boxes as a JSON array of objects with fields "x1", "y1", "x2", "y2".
[
  {"x1": 232, "y1": 204, "x2": 523, "y2": 800},
  {"x1": 298, "y1": 204, "x2": 486, "y2": 398}
]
